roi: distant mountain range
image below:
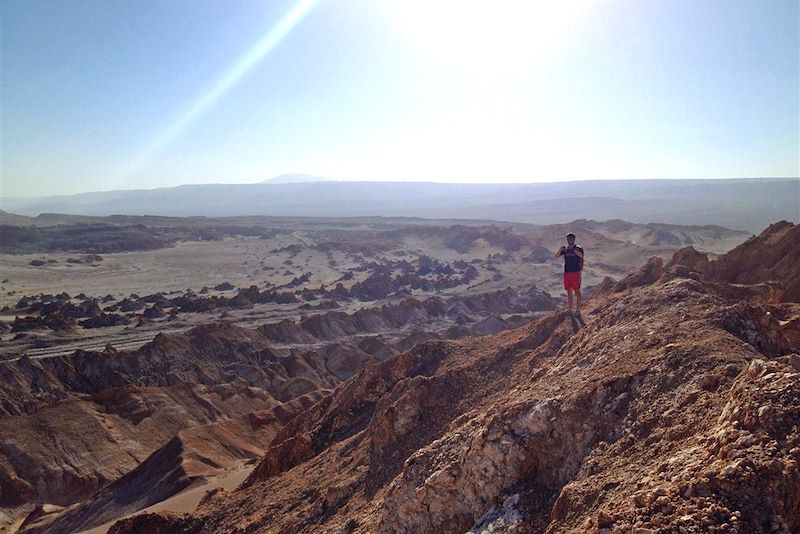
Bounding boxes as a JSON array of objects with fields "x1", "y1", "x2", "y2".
[
  {"x1": 3, "y1": 178, "x2": 797, "y2": 232},
  {"x1": 260, "y1": 174, "x2": 336, "y2": 184}
]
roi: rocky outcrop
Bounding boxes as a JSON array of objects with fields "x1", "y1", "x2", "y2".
[
  {"x1": 383, "y1": 225, "x2": 527, "y2": 254},
  {"x1": 522, "y1": 244, "x2": 554, "y2": 263},
  {"x1": 0, "y1": 288, "x2": 552, "y2": 417},
  {"x1": 0, "y1": 220, "x2": 274, "y2": 254},
  {"x1": 0, "y1": 224, "x2": 168, "y2": 254},
  {"x1": 6, "y1": 219, "x2": 786, "y2": 533},
  {"x1": 550, "y1": 355, "x2": 800, "y2": 534},
  {"x1": 0, "y1": 383, "x2": 274, "y2": 508},
  {"x1": 113, "y1": 243, "x2": 798, "y2": 533},
  {"x1": 0, "y1": 321, "x2": 335, "y2": 514},
  {"x1": 0, "y1": 283, "x2": 556, "y2": 530},
  {"x1": 703, "y1": 221, "x2": 800, "y2": 302},
  {"x1": 66, "y1": 254, "x2": 104, "y2": 264},
  {"x1": 666, "y1": 245, "x2": 711, "y2": 273},
  {"x1": 604, "y1": 256, "x2": 666, "y2": 293},
  {"x1": 602, "y1": 222, "x2": 799, "y2": 304},
  {"x1": 21, "y1": 391, "x2": 326, "y2": 534},
  {"x1": 531, "y1": 219, "x2": 750, "y2": 251}
]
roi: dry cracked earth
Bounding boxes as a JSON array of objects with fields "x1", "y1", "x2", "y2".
[{"x1": 1, "y1": 215, "x2": 797, "y2": 533}]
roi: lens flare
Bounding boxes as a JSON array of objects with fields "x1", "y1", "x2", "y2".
[{"x1": 125, "y1": 0, "x2": 319, "y2": 175}]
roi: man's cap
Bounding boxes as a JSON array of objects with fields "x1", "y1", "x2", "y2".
[{"x1": 566, "y1": 233, "x2": 576, "y2": 239}]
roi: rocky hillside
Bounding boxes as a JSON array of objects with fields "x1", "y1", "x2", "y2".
[
  {"x1": 111, "y1": 223, "x2": 799, "y2": 533},
  {"x1": 1, "y1": 286, "x2": 554, "y2": 533},
  {"x1": 526, "y1": 219, "x2": 748, "y2": 255},
  {"x1": 703, "y1": 221, "x2": 800, "y2": 302}
]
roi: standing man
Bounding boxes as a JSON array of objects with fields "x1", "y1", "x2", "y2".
[{"x1": 555, "y1": 233, "x2": 584, "y2": 315}]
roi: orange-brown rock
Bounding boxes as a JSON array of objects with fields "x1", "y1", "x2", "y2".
[
  {"x1": 110, "y1": 260, "x2": 798, "y2": 532},
  {"x1": 703, "y1": 221, "x2": 800, "y2": 301},
  {"x1": 19, "y1": 391, "x2": 325, "y2": 534},
  {"x1": 1, "y1": 285, "x2": 555, "y2": 531}
]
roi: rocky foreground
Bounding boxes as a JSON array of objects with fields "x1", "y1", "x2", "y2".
[
  {"x1": 102, "y1": 222, "x2": 799, "y2": 533},
  {"x1": 2, "y1": 286, "x2": 554, "y2": 533}
]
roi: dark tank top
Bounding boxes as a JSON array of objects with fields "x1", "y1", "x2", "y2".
[{"x1": 563, "y1": 246, "x2": 583, "y2": 273}]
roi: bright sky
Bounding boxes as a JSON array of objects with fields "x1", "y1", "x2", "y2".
[{"x1": 2, "y1": 0, "x2": 798, "y2": 197}]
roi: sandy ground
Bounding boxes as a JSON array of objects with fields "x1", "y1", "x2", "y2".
[
  {"x1": 0, "y1": 236, "x2": 343, "y2": 308},
  {"x1": 0, "y1": 235, "x2": 585, "y2": 310},
  {"x1": 77, "y1": 463, "x2": 255, "y2": 534},
  {"x1": 0, "y1": 231, "x2": 714, "y2": 361}
]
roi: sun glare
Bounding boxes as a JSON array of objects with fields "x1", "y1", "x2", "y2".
[
  {"x1": 302, "y1": 1, "x2": 600, "y2": 183},
  {"x1": 121, "y1": 0, "x2": 319, "y2": 178},
  {"x1": 381, "y1": 1, "x2": 594, "y2": 74}
]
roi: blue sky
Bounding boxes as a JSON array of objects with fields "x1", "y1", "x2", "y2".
[{"x1": 2, "y1": 0, "x2": 798, "y2": 197}]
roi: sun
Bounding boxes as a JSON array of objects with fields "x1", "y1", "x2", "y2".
[{"x1": 379, "y1": 0, "x2": 595, "y2": 74}]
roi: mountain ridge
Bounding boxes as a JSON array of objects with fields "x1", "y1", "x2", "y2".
[{"x1": 5, "y1": 178, "x2": 797, "y2": 232}]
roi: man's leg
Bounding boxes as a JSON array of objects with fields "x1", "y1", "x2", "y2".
[
  {"x1": 575, "y1": 288, "x2": 581, "y2": 311},
  {"x1": 567, "y1": 289, "x2": 574, "y2": 311}
]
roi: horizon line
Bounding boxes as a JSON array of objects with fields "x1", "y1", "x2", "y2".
[{"x1": 3, "y1": 175, "x2": 799, "y2": 200}]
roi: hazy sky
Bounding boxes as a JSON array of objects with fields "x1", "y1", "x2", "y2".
[{"x1": 2, "y1": 0, "x2": 798, "y2": 197}]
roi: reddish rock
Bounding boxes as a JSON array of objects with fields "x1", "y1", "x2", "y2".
[
  {"x1": 704, "y1": 221, "x2": 800, "y2": 301},
  {"x1": 110, "y1": 229, "x2": 799, "y2": 534}
]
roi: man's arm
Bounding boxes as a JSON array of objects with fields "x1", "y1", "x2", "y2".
[
  {"x1": 555, "y1": 245, "x2": 566, "y2": 258},
  {"x1": 574, "y1": 246, "x2": 584, "y2": 258}
]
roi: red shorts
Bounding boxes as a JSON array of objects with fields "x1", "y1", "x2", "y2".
[{"x1": 564, "y1": 271, "x2": 581, "y2": 291}]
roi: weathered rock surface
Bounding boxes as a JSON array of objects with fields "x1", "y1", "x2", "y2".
[
  {"x1": 2, "y1": 220, "x2": 789, "y2": 533},
  {"x1": 0, "y1": 285, "x2": 555, "y2": 531},
  {"x1": 110, "y1": 238, "x2": 798, "y2": 533},
  {"x1": 703, "y1": 221, "x2": 800, "y2": 302},
  {"x1": 19, "y1": 391, "x2": 326, "y2": 534}
]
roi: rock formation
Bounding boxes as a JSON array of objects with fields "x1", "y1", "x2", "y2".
[
  {"x1": 1, "y1": 285, "x2": 555, "y2": 532},
  {"x1": 107, "y1": 225, "x2": 798, "y2": 534},
  {"x1": 3, "y1": 220, "x2": 793, "y2": 533},
  {"x1": 702, "y1": 221, "x2": 800, "y2": 302}
]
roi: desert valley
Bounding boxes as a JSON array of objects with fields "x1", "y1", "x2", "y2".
[{"x1": 1, "y1": 206, "x2": 798, "y2": 533}]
